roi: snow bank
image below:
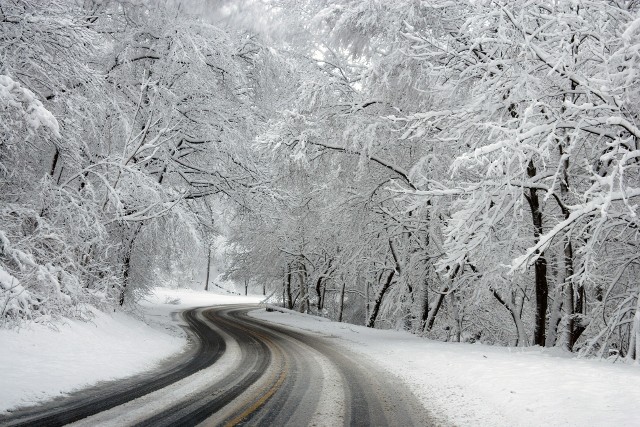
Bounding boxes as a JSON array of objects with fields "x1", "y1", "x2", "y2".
[
  {"x1": 252, "y1": 307, "x2": 640, "y2": 427},
  {"x1": 0, "y1": 308, "x2": 182, "y2": 413}
]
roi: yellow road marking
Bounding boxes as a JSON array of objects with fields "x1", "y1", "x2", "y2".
[
  {"x1": 208, "y1": 310, "x2": 290, "y2": 427},
  {"x1": 224, "y1": 364, "x2": 287, "y2": 427}
]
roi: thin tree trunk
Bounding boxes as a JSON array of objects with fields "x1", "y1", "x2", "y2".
[
  {"x1": 626, "y1": 293, "x2": 640, "y2": 362},
  {"x1": 119, "y1": 250, "x2": 132, "y2": 306},
  {"x1": 424, "y1": 288, "x2": 446, "y2": 333},
  {"x1": 425, "y1": 265, "x2": 461, "y2": 333},
  {"x1": 321, "y1": 283, "x2": 327, "y2": 313},
  {"x1": 450, "y1": 290, "x2": 462, "y2": 342},
  {"x1": 366, "y1": 239, "x2": 402, "y2": 328},
  {"x1": 204, "y1": 247, "x2": 211, "y2": 291},
  {"x1": 364, "y1": 277, "x2": 370, "y2": 324},
  {"x1": 49, "y1": 147, "x2": 59, "y2": 178},
  {"x1": 366, "y1": 269, "x2": 395, "y2": 327},
  {"x1": 420, "y1": 272, "x2": 430, "y2": 330},
  {"x1": 338, "y1": 281, "x2": 346, "y2": 322},
  {"x1": 492, "y1": 288, "x2": 528, "y2": 346},
  {"x1": 285, "y1": 265, "x2": 293, "y2": 310},
  {"x1": 298, "y1": 261, "x2": 308, "y2": 314}
]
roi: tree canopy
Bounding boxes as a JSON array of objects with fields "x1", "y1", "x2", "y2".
[{"x1": 2, "y1": 0, "x2": 640, "y2": 362}]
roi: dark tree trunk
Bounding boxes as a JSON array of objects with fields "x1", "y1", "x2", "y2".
[
  {"x1": 526, "y1": 160, "x2": 549, "y2": 346},
  {"x1": 366, "y1": 240, "x2": 401, "y2": 328},
  {"x1": 204, "y1": 247, "x2": 211, "y2": 291},
  {"x1": 49, "y1": 147, "x2": 59, "y2": 178},
  {"x1": 337, "y1": 281, "x2": 346, "y2": 322},
  {"x1": 285, "y1": 265, "x2": 293, "y2": 310},
  {"x1": 298, "y1": 261, "x2": 308, "y2": 313},
  {"x1": 420, "y1": 282, "x2": 429, "y2": 330},
  {"x1": 424, "y1": 287, "x2": 446, "y2": 332},
  {"x1": 315, "y1": 277, "x2": 324, "y2": 310},
  {"x1": 424, "y1": 264, "x2": 460, "y2": 333},
  {"x1": 119, "y1": 251, "x2": 131, "y2": 306},
  {"x1": 492, "y1": 288, "x2": 527, "y2": 346},
  {"x1": 119, "y1": 224, "x2": 142, "y2": 306},
  {"x1": 366, "y1": 269, "x2": 395, "y2": 327}
]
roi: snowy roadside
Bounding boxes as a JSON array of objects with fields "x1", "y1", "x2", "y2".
[
  {"x1": 251, "y1": 306, "x2": 640, "y2": 427},
  {"x1": 0, "y1": 288, "x2": 262, "y2": 413}
]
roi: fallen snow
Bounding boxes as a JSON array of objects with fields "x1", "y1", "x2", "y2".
[
  {"x1": 251, "y1": 306, "x2": 640, "y2": 427},
  {"x1": 145, "y1": 287, "x2": 263, "y2": 309},
  {"x1": 0, "y1": 287, "x2": 263, "y2": 413},
  {"x1": 4, "y1": 288, "x2": 638, "y2": 426}
]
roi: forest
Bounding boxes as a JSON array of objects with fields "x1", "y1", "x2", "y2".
[{"x1": 1, "y1": 0, "x2": 640, "y2": 361}]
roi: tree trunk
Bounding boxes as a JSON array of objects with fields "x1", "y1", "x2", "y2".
[
  {"x1": 285, "y1": 265, "x2": 293, "y2": 310},
  {"x1": 119, "y1": 251, "x2": 131, "y2": 306},
  {"x1": 424, "y1": 264, "x2": 460, "y2": 333},
  {"x1": 118, "y1": 223, "x2": 143, "y2": 306},
  {"x1": 365, "y1": 277, "x2": 370, "y2": 324},
  {"x1": 281, "y1": 284, "x2": 286, "y2": 308},
  {"x1": 321, "y1": 283, "x2": 327, "y2": 313},
  {"x1": 545, "y1": 283, "x2": 563, "y2": 347},
  {"x1": 298, "y1": 261, "x2": 308, "y2": 314},
  {"x1": 450, "y1": 290, "x2": 462, "y2": 342},
  {"x1": 492, "y1": 288, "x2": 528, "y2": 346},
  {"x1": 527, "y1": 160, "x2": 549, "y2": 346},
  {"x1": 316, "y1": 260, "x2": 332, "y2": 312},
  {"x1": 366, "y1": 269, "x2": 395, "y2": 327},
  {"x1": 424, "y1": 286, "x2": 447, "y2": 333},
  {"x1": 555, "y1": 40, "x2": 580, "y2": 350},
  {"x1": 315, "y1": 276, "x2": 324, "y2": 311},
  {"x1": 366, "y1": 239, "x2": 402, "y2": 328},
  {"x1": 558, "y1": 241, "x2": 575, "y2": 351},
  {"x1": 337, "y1": 281, "x2": 346, "y2": 322},
  {"x1": 419, "y1": 273, "x2": 430, "y2": 330},
  {"x1": 204, "y1": 247, "x2": 212, "y2": 291},
  {"x1": 49, "y1": 147, "x2": 59, "y2": 178}
]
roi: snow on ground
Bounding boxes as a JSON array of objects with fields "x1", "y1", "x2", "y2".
[
  {"x1": 251, "y1": 306, "x2": 640, "y2": 427},
  {"x1": 3, "y1": 287, "x2": 638, "y2": 426},
  {"x1": 0, "y1": 287, "x2": 263, "y2": 413},
  {"x1": 145, "y1": 287, "x2": 263, "y2": 309}
]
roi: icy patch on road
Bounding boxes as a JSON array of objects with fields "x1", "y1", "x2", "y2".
[{"x1": 251, "y1": 307, "x2": 640, "y2": 427}]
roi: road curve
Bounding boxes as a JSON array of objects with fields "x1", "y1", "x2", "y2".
[
  {"x1": 0, "y1": 305, "x2": 436, "y2": 426},
  {"x1": 0, "y1": 308, "x2": 226, "y2": 427}
]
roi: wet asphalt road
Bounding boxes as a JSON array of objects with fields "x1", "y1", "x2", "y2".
[{"x1": 0, "y1": 305, "x2": 435, "y2": 426}]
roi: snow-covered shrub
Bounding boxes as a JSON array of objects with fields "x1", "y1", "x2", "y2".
[{"x1": 0, "y1": 201, "x2": 121, "y2": 326}]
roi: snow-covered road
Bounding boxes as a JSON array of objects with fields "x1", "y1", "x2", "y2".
[
  {"x1": 2, "y1": 288, "x2": 640, "y2": 426},
  {"x1": 2, "y1": 305, "x2": 433, "y2": 426}
]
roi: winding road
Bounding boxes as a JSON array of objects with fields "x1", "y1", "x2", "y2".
[{"x1": 0, "y1": 305, "x2": 435, "y2": 426}]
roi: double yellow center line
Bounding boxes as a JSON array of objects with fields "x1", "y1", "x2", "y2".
[{"x1": 214, "y1": 312, "x2": 290, "y2": 426}]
